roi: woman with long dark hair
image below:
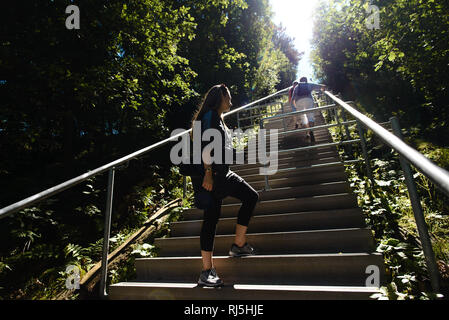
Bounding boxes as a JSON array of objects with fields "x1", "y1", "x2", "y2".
[{"x1": 190, "y1": 84, "x2": 259, "y2": 287}]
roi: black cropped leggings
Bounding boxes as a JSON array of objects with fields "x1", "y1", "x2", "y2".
[{"x1": 200, "y1": 170, "x2": 259, "y2": 252}]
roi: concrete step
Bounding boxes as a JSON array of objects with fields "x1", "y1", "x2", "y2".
[
  {"x1": 265, "y1": 120, "x2": 328, "y2": 131},
  {"x1": 107, "y1": 109, "x2": 387, "y2": 300},
  {"x1": 134, "y1": 253, "x2": 386, "y2": 287},
  {"x1": 108, "y1": 282, "x2": 380, "y2": 300},
  {"x1": 181, "y1": 193, "x2": 358, "y2": 221},
  {"x1": 244, "y1": 131, "x2": 334, "y2": 144},
  {"x1": 247, "y1": 170, "x2": 348, "y2": 190},
  {"x1": 222, "y1": 181, "x2": 350, "y2": 205},
  {"x1": 239, "y1": 162, "x2": 346, "y2": 183},
  {"x1": 154, "y1": 228, "x2": 375, "y2": 257},
  {"x1": 248, "y1": 122, "x2": 330, "y2": 139},
  {"x1": 231, "y1": 149, "x2": 339, "y2": 171},
  {"x1": 245, "y1": 130, "x2": 332, "y2": 143},
  {"x1": 239, "y1": 142, "x2": 333, "y2": 161},
  {"x1": 170, "y1": 208, "x2": 365, "y2": 237},
  {"x1": 232, "y1": 156, "x2": 341, "y2": 177},
  {"x1": 235, "y1": 151, "x2": 340, "y2": 172},
  {"x1": 245, "y1": 131, "x2": 332, "y2": 147},
  {"x1": 242, "y1": 143, "x2": 338, "y2": 159}
]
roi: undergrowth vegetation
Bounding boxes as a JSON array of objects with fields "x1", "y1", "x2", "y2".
[
  {"x1": 0, "y1": 165, "x2": 192, "y2": 300},
  {"x1": 323, "y1": 97, "x2": 449, "y2": 300}
]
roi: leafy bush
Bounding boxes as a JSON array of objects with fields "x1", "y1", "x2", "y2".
[{"x1": 322, "y1": 94, "x2": 449, "y2": 300}]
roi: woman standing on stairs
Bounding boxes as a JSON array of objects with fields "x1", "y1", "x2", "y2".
[{"x1": 190, "y1": 84, "x2": 260, "y2": 288}]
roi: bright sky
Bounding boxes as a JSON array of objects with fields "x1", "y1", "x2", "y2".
[{"x1": 269, "y1": 0, "x2": 320, "y2": 82}]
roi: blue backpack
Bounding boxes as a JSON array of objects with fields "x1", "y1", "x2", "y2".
[{"x1": 294, "y1": 83, "x2": 310, "y2": 98}]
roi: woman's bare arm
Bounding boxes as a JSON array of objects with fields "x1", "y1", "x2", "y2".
[{"x1": 202, "y1": 148, "x2": 214, "y2": 191}]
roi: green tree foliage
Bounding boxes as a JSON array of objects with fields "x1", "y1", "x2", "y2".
[
  {"x1": 0, "y1": 0, "x2": 300, "y2": 299},
  {"x1": 1, "y1": 0, "x2": 197, "y2": 199},
  {"x1": 272, "y1": 24, "x2": 304, "y2": 90},
  {"x1": 0, "y1": 0, "x2": 194, "y2": 299},
  {"x1": 167, "y1": 0, "x2": 301, "y2": 129},
  {"x1": 311, "y1": 0, "x2": 449, "y2": 146}
]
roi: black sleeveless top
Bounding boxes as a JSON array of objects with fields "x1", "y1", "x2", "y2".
[
  {"x1": 190, "y1": 109, "x2": 236, "y2": 201},
  {"x1": 199, "y1": 109, "x2": 235, "y2": 176}
]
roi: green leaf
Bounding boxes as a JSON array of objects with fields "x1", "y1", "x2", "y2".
[{"x1": 388, "y1": 52, "x2": 397, "y2": 62}]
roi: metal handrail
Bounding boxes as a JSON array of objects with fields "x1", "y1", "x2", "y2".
[
  {"x1": 254, "y1": 90, "x2": 446, "y2": 294},
  {"x1": 245, "y1": 137, "x2": 361, "y2": 157},
  {"x1": 262, "y1": 120, "x2": 357, "y2": 137},
  {"x1": 325, "y1": 91, "x2": 449, "y2": 198},
  {"x1": 237, "y1": 110, "x2": 280, "y2": 122},
  {"x1": 225, "y1": 88, "x2": 290, "y2": 117},
  {"x1": 325, "y1": 90, "x2": 447, "y2": 294},
  {"x1": 0, "y1": 87, "x2": 291, "y2": 220},
  {"x1": 237, "y1": 101, "x2": 284, "y2": 114},
  {"x1": 0, "y1": 85, "x2": 291, "y2": 299},
  {"x1": 0, "y1": 129, "x2": 189, "y2": 219},
  {"x1": 235, "y1": 95, "x2": 288, "y2": 129},
  {"x1": 260, "y1": 103, "x2": 337, "y2": 124}
]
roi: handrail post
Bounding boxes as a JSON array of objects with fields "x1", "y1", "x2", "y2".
[
  {"x1": 281, "y1": 103, "x2": 286, "y2": 132},
  {"x1": 356, "y1": 120, "x2": 373, "y2": 182},
  {"x1": 250, "y1": 108, "x2": 254, "y2": 127},
  {"x1": 237, "y1": 111, "x2": 240, "y2": 129},
  {"x1": 340, "y1": 110, "x2": 353, "y2": 155},
  {"x1": 330, "y1": 106, "x2": 336, "y2": 123},
  {"x1": 182, "y1": 176, "x2": 187, "y2": 199},
  {"x1": 334, "y1": 107, "x2": 344, "y2": 148},
  {"x1": 333, "y1": 106, "x2": 339, "y2": 124},
  {"x1": 99, "y1": 167, "x2": 115, "y2": 299},
  {"x1": 390, "y1": 117, "x2": 440, "y2": 294},
  {"x1": 259, "y1": 119, "x2": 270, "y2": 190},
  {"x1": 326, "y1": 93, "x2": 333, "y2": 122}
]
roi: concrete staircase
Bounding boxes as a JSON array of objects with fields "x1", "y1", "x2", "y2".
[{"x1": 109, "y1": 102, "x2": 386, "y2": 300}]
